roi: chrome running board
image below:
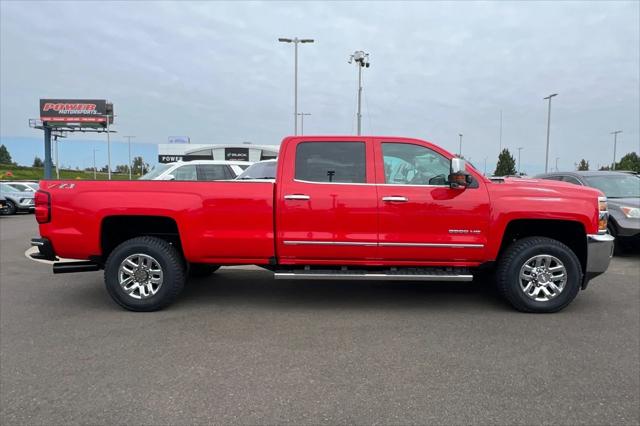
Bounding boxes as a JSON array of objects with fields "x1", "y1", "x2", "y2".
[{"x1": 274, "y1": 268, "x2": 473, "y2": 282}]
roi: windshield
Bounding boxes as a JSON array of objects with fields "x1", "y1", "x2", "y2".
[
  {"x1": 139, "y1": 163, "x2": 172, "y2": 180},
  {"x1": 6, "y1": 183, "x2": 34, "y2": 192},
  {"x1": 584, "y1": 175, "x2": 640, "y2": 198},
  {"x1": 236, "y1": 161, "x2": 276, "y2": 180},
  {"x1": 1, "y1": 183, "x2": 20, "y2": 193}
]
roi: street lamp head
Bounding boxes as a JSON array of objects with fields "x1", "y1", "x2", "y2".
[
  {"x1": 278, "y1": 38, "x2": 293, "y2": 43},
  {"x1": 349, "y1": 50, "x2": 370, "y2": 67},
  {"x1": 611, "y1": 130, "x2": 623, "y2": 135},
  {"x1": 544, "y1": 93, "x2": 558, "y2": 100},
  {"x1": 299, "y1": 39, "x2": 314, "y2": 43}
]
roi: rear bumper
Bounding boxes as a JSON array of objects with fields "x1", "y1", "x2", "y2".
[
  {"x1": 614, "y1": 219, "x2": 640, "y2": 238},
  {"x1": 30, "y1": 238, "x2": 57, "y2": 261},
  {"x1": 28, "y1": 238, "x2": 100, "y2": 273},
  {"x1": 583, "y1": 233, "x2": 615, "y2": 288}
]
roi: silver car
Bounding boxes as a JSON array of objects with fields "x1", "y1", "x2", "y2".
[
  {"x1": 535, "y1": 171, "x2": 640, "y2": 251},
  {"x1": 4, "y1": 181, "x2": 37, "y2": 193},
  {"x1": 0, "y1": 182, "x2": 35, "y2": 215}
]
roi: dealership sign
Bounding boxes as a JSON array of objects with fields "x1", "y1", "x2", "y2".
[
  {"x1": 39, "y1": 99, "x2": 113, "y2": 124},
  {"x1": 225, "y1": 148, "x2": 249, "y2": 161},
  {"x1": 168, "y1": 136, "x2": 190, "y2": 144}
]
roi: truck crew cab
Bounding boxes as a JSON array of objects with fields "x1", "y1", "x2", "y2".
[{"x1": 30, "y1": 136, "x2": 614, "y2": 313}]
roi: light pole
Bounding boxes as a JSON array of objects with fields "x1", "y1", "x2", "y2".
[
  {"x1": 517, "y1": 147, "x2": 524, "y2": 175},
  {"x1": 543, "y1": 93, "x2": 558, "y2": 173},
  {"x1": 123, "y1": 135, "x2": 135, "y2": 179},
  {"x1": 93, "y1": 148, "x2": 99, "y2": 180},
  {"x1": 349, "y1": 50, "x2": 370, "y2": 136},
  {"x1": 296, "y1": 113, "x2": 311, "y2": 135},
  {"x1": 278, "y1": 37, "x2": 314, "y2": 135},
  {"x1": 499, "y1": 109, "x2": 503, "y2": 151},
  {"x1": 458, "y1": 133, "x2": 463, "y2": 157},
  {"x1": 611, "y1": 130, "x2": 622, "y2": 170},
  {"x1": 104, "y1": 114, "x2": 113, "y2": 180},
  {"x1": 555, "y1": 157, "x2": 560, "y2": 172}
]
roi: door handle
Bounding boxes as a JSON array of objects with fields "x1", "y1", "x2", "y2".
[
  {"x1": 284, "y1": 194, "x2": 311, "y2": 200},
  {"x1": 382, "y1": 196, "x2": 409, "y2": 202}
]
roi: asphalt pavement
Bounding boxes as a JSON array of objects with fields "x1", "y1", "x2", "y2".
[{"x1": 1, "y1": 214, "x2": 639, "y2": 425}]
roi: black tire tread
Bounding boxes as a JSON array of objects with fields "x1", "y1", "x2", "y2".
[
  {"x1": 496, "y1": 236, "x2": 581, "y2": 313},
  {"x1": 3, "y1": 200, "x2": 17, "y2": 215},
  {"x1": 104, "y1": 236, "x2": 185, "y2": 311}
]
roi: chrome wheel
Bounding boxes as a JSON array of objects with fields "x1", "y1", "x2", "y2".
[
  {"x1": 519, "y1": 254, "x2": 567, "y2": 302},
  {"x1": 118, "y1": 253, "x2": 163, "y2": 300}
]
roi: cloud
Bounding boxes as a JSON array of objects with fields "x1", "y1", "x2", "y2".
[{"x1": 1, "y1": 0, "x2": 638, "y2": 172}]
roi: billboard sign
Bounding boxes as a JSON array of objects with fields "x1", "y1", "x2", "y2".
[
  {"x1": 39, "y1": 99, "x2": 113, "y2": 124},
  {"x1": 168, "y1": 136, "x2": 190, "y2": 144}
]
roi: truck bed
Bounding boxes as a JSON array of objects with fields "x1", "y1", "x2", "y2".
[{"x1": 39, "y1": 180, "x2": 276, "y2": 264}]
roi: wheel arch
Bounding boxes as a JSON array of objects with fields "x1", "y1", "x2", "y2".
[
  {"x1": 498, "y1": 219, "x2": 587, "y2": 274},
  {"x1": 100, "y1": 215, "x2": 183, "y2": 262}
]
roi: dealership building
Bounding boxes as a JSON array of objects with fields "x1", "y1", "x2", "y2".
[{"x1": 157, "y1": 142, "x2": 279, "y2": 163}]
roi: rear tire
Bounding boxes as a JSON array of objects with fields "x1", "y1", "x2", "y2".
[
  {"x1": 104, "y1": 236, "x2": 186, "y2": 311},
  {"x1": 496, "y1": 237, "x2": 582, "y2": 313}
]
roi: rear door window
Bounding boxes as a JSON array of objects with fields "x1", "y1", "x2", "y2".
[
  {"x1": 173, "y1": 165, "x2": 197, "y2": 181},
  {"x1": 197, "y1": 164, "x2": 233, "y2": 180},
  {"x1": 295, "y1": 142, "x2": 366, "y2": 183}
]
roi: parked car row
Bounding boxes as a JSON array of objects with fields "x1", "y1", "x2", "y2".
[
  {"x1": 138, "y1": 159, "x2": 279, "y2": 182},
  {"x1": 0, "y1": 181, "x2": 38, "y2": 215}
]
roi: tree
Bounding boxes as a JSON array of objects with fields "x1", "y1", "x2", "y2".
[
  {"x1": 599, "y1": 165, "x2": 611, "y2": 171},
  {"x1": 577, "y1": 159, "x2": 589, "y2": 171},
  {"x1": 0, "y1": 144, "x2": 12, "y2": 164},
  {"x1": 115, "y1": 164, "x2": 130, "y2": 174},
  {"x1": 615, "y1": 152, "x2": 640, "y2": 172},
  {"x1": 131, "y1": 156, "x2": 149, "y2": 176},
  {"x1": 32, "y1": 156, "x2": 44, "y2": 167},
  {"x1": 493, "y1": 148, "x2": 517, "y2": 176}
]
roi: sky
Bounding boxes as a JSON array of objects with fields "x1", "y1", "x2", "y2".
[{"x1": 1, "y1": 1, "x2": 639, "y2": 174}]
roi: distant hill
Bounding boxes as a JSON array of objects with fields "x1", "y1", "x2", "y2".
[{"x1": 0, "y1": 164, "x2": 133, "y2": 181}]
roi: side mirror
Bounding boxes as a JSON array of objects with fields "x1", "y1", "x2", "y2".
[
  {"x1": 164, "y1": 174, "x2": 176, "y2": 181},
  {"x1": 449, "y1": 158, "x2": 471, "y2": 189}
]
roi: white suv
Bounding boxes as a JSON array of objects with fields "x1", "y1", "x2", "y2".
[{"x1": 140, "y1": 160, "x2": 252, "y2": 181}]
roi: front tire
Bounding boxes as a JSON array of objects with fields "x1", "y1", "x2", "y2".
[
  {"x1": 104, "y1": 236, "x2": 186, "y2": 311},
  {"x1": 496, "y1": 237, "x2": 582, "y2": 313}
]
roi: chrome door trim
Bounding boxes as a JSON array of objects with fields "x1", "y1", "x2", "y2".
[
  {"x1": 283, "y1": 240, "x2": 377, "y2": 246},
  {"x1": 379, "y1": 242, "x2": 484, "y2": 248},
  {"x1": 283, "y1": 240, "x2": 483, "y2": 248},
  {"x1": 293, "y1": 178, "x2": 449, "y2": 188}
]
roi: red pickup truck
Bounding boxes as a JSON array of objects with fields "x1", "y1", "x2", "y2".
[{"x1": 30, "y1": 136, "x2": 614, "y2": 313}]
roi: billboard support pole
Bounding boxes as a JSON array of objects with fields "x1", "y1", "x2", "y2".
[
  {"x1": 54, "y1": 135, "x2": 60, "y2": 179},
  {"x1": 43, "y1": 125, "x2": 53, "y2": 179}
]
